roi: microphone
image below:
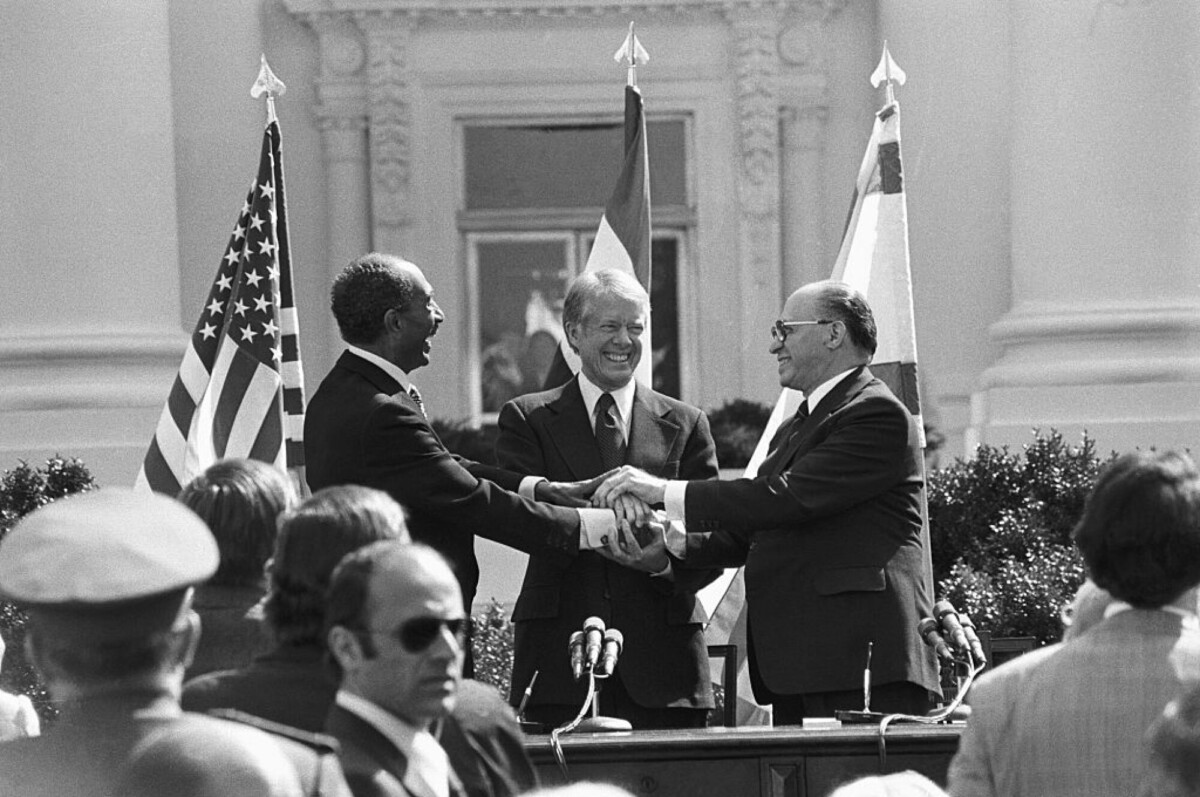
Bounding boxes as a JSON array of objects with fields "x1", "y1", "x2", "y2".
[
  {"x1": 568, "y1": 631, "x2": 585, "y2": 681},
  {"x1": 918, "y1": 616, "x2": 953, "y2": 661},
  {"x1": 934, "y1": 600, "x2": 971, "y2": 655},
  {"x1": 958, "y1": 613, "x2": 987, "y2": 664},
  {"x1": 583, "y1": 616, "x2": 606, "y2": 672},
  {"x1": 596, "y1": 629, "x2": 623, "y2": 677}
]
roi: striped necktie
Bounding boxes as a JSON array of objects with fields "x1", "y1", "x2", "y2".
[
  {"x1": 594, "y1": 392, "x2": 626, "y2": 470},
  {"x1": 409, "y1": 385, "x2": 427, "y2": 420}
]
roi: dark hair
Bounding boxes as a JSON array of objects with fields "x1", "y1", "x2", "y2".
[
  {"x1": 814, "y1": 281, "x2": 878, "y2": 356},
  {"x1": 179, "y1": 459, "x2": 296, "y2": 587},
  {"x1": 562, "y1": 269, "x2": 649, "y2": 333},
  {"x1": 323, "y1": 542, "x2": 448, "y2": 680},
  {"x1": 1073, "y1": 451, "x2": 1200, "y2": 608},
  {"x1": 264, "y1": 486, "x2": 409, "y2": 645},
  {"x1": 330, "y1": 253, "x2": 417, "y2": 345}
]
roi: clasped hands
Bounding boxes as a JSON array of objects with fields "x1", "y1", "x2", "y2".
[{"x1": 535, "y1": 466, "x2": 671, "y2": 574}]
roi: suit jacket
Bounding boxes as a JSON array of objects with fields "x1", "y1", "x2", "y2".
[
  {"x1": 948, "y1": 609, "x2": 1200, "y2": 797},
  {"x1": 682, "y1": 367, "x2": 939, "y2": 698},
  {"x1": 326, "y1": 704, "x2": 467, "y2": 797},
  {"x1": 496, "y1": 378, "x2": 719, "y2": 713},
  {"x1": 305, "y1": 351, "x2": 581, "y2": 609},
  {"x1": 0, "y1": 691, "x2": 350, "y2": 797},
  {"x1": 185, "y1": 643, "x2": 538, "y2": 797}
]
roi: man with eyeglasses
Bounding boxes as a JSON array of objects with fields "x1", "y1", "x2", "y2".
[
  {"x1": 324, "y1": 541, "x2": 473, "y2": 797},
  {"x1": 594, "y1": 280, "x2": 940, "y2": 724}
]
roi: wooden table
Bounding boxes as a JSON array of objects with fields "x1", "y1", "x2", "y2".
[{"x1": 526, "y1": 723, "x2": 963, "y2": 796}]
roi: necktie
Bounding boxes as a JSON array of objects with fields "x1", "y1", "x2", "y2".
[
  {"x1": 794, "y1": 399, "x2": 810, "y2": 425},
  {"x1": 594, "y1": 392, "x2": 626, "y2": 470},
  {"x1": 409, "y1": 385, "x2": 427, "y2": 420},
  {"x1": 404, "y1": 729, "x2": 451, "y2": 797}
]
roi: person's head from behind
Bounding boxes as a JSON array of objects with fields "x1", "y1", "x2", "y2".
[
  {"x1": 1140, "y1": 682, "x2": 1200, "y2": 797},
  {"x1": 1073, "y1": 451, "x2": 1200, "y2": 609},
  {"x1": 325, "y1": 542, "x2": 464, "y2": 729},
  {"x1": 117, "y1": 717, "x2": 302, "y2": 797},
  {"x1": 179, "y1": 459, "x2": 297, "y2": 588},
  {"x1": 770, "y1": 280, "x2": 876, "y2": 395},
  {"x1": 0, "y1": 489, "x2": 218, "y2": 700},
  {"x1": 827, "y1": 771, "x2": 948, "y2": 797},
  {"x1": 264, "y1": 485, "x2": 410, "y2": 646},
  {"x1": 562, "y1": 268, "x2": 649, "y2": 392},
  {"x1": 331, "y1": 252, "x2": 444, "y2": 373}
]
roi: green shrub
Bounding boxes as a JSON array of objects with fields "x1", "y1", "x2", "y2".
[
  {"x1": 0, "y1": 457, "x2": 97, "y2": 723},
  {"x1": 929, "y1": 430, "x2": 1110, "y2": 646},
  {"x1": 472, "y1": 599, "x2": 514, "y2": 699}
]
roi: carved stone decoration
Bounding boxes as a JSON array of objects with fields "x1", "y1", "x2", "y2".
[
  {"x1": 359, "y1": 13, "x2": 418, "y2": 230},
  {"x1": 725, "y1": 2, "x2": 784, "y2": 304}
]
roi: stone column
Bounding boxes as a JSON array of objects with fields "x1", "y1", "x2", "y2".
[
  {"x1": 972, "y1": 0, "x2": 1200, "y2": 453},
  {"x1": 361, "y1": 12, "x2": 418, "y2": 257},
  {"x1": 780, "y1": 103, "x2": 829, "y2": 294},
  {"x1": 0, "y1": 0, "x2": 185, "y2": 485},
  {"x1": 725, "y1": 3, "x2": 785, "y2": 391}
]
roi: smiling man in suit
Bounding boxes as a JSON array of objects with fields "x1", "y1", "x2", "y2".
[
  {"x1": 305, "y1": 253, "x2": 623, "y2": 631},
  {"x1": 495, "y1": 269, "x2": 720, "y2": 730},
  {"x1": 593, "y1": 280, "x2": 940, "y2": 723}
]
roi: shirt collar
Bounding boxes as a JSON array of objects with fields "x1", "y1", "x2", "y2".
[
  {"x1": 802, "y1": 368, "x2": 858, "y2": 414},
  {"x1": 577, "y1": 372, "x2": 636, "y2": 436},
  {"x1": 1103, "y1": 601, "x2": 1200, "y2": 630},
  {"x1": 346, "y1": 344, "x2": 412, "y2": 393}
]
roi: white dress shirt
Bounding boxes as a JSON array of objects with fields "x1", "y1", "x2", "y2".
[{"x1": 335, "y1": 690, "x2": 450, "y2": 797}]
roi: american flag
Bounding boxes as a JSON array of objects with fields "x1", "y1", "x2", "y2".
[{"x1": 137, "y1": 120, "x2": 306, "y2": 495}]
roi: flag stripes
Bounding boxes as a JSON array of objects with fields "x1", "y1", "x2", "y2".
[{"x1": 137, "y1": 119, "x2": 306, "y2": 494}]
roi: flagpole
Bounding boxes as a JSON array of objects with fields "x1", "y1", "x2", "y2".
[
  {"x1": 871, "y1": 41, "x2": 907, "y2": 108},
  {"x1": 614, "y1": 22, "x2": 649, "y2": 88},
  {"x1": 251, "y1": 54, "x2": 287, "y2": 123}
]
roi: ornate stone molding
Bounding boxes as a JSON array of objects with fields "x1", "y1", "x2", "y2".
[{"x1": 358, "y1": 13, "x2": 417, "y2": 230}]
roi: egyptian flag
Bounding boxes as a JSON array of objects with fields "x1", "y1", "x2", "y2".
[{"x1": 542, "y1": 83, "x2": 652, "y2": 389}]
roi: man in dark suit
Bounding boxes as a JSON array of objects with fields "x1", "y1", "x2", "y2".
[
  {"x1": 496, "y1": 268, "x2": 720, "y2": 730},
  {"x1": 305, "y1": 253, "x2": 621, "y2": 617},
  {"x1": 324, "y1": 541, "x2": 472, "y2": 797},
  {"x1": 184, "y1": 485, "x2": 538, "y2": 797},
  {"x1": 594, "y1": 280, "x2": 940, "y2": 723}
]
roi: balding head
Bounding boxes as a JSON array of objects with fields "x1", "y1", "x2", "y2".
[{"x1": 771, "y1": 281, "x2": 875, "y2": 394}]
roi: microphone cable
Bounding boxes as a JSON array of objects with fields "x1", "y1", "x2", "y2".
[
  {"x1": 549, "y1": 669, "x2": 601, "y2": 779},
  {"x1": 872, "y1": 654, "x2": 987, "y2": 769}
]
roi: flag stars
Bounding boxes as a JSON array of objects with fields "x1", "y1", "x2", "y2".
[
  {"x1": 206, "y1": 298, "x2": 224, "y2": 316},
  {"x1": 259, "y1": 181, "x2": 275, "y2": 200},
  {"x1": 240, "y1": 326, "x2": 258, "y2": 343},
  {"x1": 262, "y1": 318, "x2": 279, "y2": 338},
  {"x1": 216, "y1": 273, "x2": 233, "y2": 292},
  {"x1": 254, "y1": 295, "x2": 271, "y2": 313},
  {"x1": 233, "y1": 224, "x2": 246, "y2": 241},
  {"x1": 223, "y1": 249, "x2": 240, "y2": 267},
  {"x1": 233, "y1": 299, "x2": 249, "y2": 317},
  {"x1": 199, "y1": 323, "x2": 217, "y2": 340},
  {"x1": 267, "y1": 264, "x2": 280, "y2": 282},
  {"x1": 250, "y1": 213, "x2": 265, "y2": 232},
  {"x1": 245, "y1": 269, "x2": 264, "y2": 288},
  {"x1": 258, "y1": 239, "x2": 277, "y2": 257}
]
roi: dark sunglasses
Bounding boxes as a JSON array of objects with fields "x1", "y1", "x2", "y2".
[{"x1": 365, "y1": 616, "x2": 466, "y2": 653}]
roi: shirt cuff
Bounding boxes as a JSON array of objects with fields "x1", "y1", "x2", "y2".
[
  {"x1": 663, "y1": 480, "x2": 688, "y2": 522},
  {"x1": 519, "y1": 476, "x2": 544, "y2": 501},
  {"x1": 663, "y1": 520, "x2": 688, "y2": 560},
  {"x1": 578, "y1": 508, "x2": 617, "y2": 550}
]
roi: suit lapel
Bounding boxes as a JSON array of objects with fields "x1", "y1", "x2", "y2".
[
  {"x1": 340, "y1": 350, "x2": 425, "y2": 419},
  {"x1": 626, "y1": 386, "x2": 679, "y2": 473},
  {"x1": 544, "y1": 379, "x2": 606, "y2": 480},
  {"x1": 768, "y1": 367, "x2": 873, "y2": 476},
  {"x1": 327, "y1": 705, "x2": 410, "y2": 787}
]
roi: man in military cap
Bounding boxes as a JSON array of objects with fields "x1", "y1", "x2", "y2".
[{"x1": 0, "y1": 488, "x2": 350, "y2": 797}]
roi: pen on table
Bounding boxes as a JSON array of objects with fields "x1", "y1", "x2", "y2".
[
  {"x1": 863, "y1": 641, "x2": 873, "y2": 712},
  {"x1": 517, "y1": 670, "x2": 539, "y2": 720}
]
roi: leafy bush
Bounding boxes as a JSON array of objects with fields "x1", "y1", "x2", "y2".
[
  {"x1": 929, "y1": 430, "x2": 1110, "y2": 645},
  {"x1": 0, "y1": 457, "x2": 97, "y2": 723},
  {"x1": 706, "y1": 399, "x2": 773, "y2": 469},
  {"x1": 472, "y1": 599, "x2": 514, "y2": 699}
]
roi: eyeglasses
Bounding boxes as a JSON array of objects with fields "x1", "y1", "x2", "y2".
[
  {"x1": 365, "y1": 616, "x2": 466, "y2": 653},
  {"x1": 771, "y1": 319, "x2": 833, "y2": 343}
]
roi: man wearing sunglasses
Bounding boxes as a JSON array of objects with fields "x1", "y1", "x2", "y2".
[
  {"x1": 593, "y1": 280, "x2": 940, "y2": 723},
  {"x1": 325, "y1": 541, "x2": 473, "y2": 797}
]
